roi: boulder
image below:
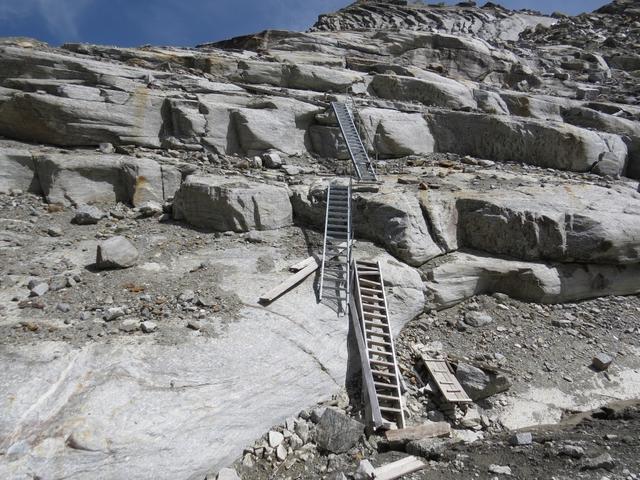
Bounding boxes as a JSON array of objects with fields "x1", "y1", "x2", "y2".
[
  {"x1": 0, "y1": 148, "x2": 39, "y2": 194},
  {"x1": 72, "y1": 205, "x2": 106, "y2": 225},
  {"x1": 426, "y1": 251, "x2": 640, "y2": 309},
  {"x1": 455, "y1": 362, "x2": 511, "y2": 401},
  {"x1": 369, "y1": 73, "x2": 476, "y2": 110},
  {"x1": 173, "y1": 175, "x2": 293, "y2": 232},
  {"x1": 315, "y1": 408, "x2": 364, "y2": 454},
  {"x1": 358, "y1": 107, "x2": 435, "y2": 158},
  {"x1": 455, "y1": 184, "x2": 640, "y2": 264},
  {"x1": 96, "y1": 236, "x2": 139, "y2": 269},
  {"x1": 428, "y1": 111, "x2": 628, "y2": 173}
]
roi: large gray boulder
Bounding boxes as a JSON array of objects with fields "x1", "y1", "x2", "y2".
[
  {"x1": 455, "y1": 184, "x2": 640, "y2": 264},
  {"x1": 96, "y1": 236, "x2": 139, "y2": 269},
  {"x1": 33, "y1": 153, "x2": 180, "y2": 206},
  {"x1": 426, "y1": 251, "x2": 640, "y2": 308},
  {"x1": 369, "y1": 73, "x2": 476, "y2": 110},
  {"x1": 0, "y1": 148, "x2": 39, "y2": 194},
  {"x1": 173, "y1": 175, "x2": 293, "y2": 232},
  {"x1": 315, "y1": 408, "x2": 364, "y2": 454},
  {"x1": 455, "y1": 363, "x2": 511, "y2": 401},
  {"x1": 428, "y1": 111, "x2": 628, "y2": 173}
]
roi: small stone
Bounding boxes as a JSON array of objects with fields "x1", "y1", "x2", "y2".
[
  {"x1": 187, "y1": 320, "x2": 201, "y2": 331},
  {"x1": 315, "y1": 408, "x2": 364, "y2": 454},
  {"x1": 268, "y1": 431, "x2": 284, "y2": 448},
  {"x1": 592, "y1": 353, "x2": 613, "y2": 371},
  {"x1": 510, "y1": 432, "x2": 532, "y2": 446},
  {"x1": 179, "y1": 290, "x2": 196, "y2": 302},
  {"x1": 140, "y1": 321, "x2": 157, "y2": 333},
  {"x1": 294, "y1": 421, "x2": 311, "y2": 444},
  {"x1": 242, "y1": 453, "x2": 254, "y2": 468},
  {"x1": 138, "y1": 201, "x2": 163, "y2": 218},
  {"x1": 262, "y1": 152, "x2": 283, "y2": 169},
  {"x1": 310, "y1": 407, "x2": 326, "y2": 423},
  {"x1": 56, "y1": 303, "x2": 71, "y2": 313},
  {"x1": 119, "y1": 319, "x2": 140, "y2": 332},
  {"x1": 289, "y1": 433, "x2": 304, "y2": 450},
  {"x1": 104, "y1": 307, "x2": 125, "y2": 321},
  {"x1": 99, "y1": 142, "x2": 115, "y2": 154},
  {"x1": 581, "y1": 453, "x2": 616, "y2": 471},
  {"x1": 276, "y1": 443, "x2": 287, "y2": 461},
  {"x1": 72, "y1": 205, "x2": 105, "y2": 225},
  {"x1": 79, "y1": 311, "x2": 91, "y2": 321},
  {"x1": 354, "y1": 459, "x2": 375, "y2": 480},
  {"x1": 47, "y1": 226, "x2": 63, "y2": 237},
  {"x1": 29, "y1": 282, "x2": 49, "y2": 297},
  {"x1": 96, "y1": 236, "x2": 139, "y2": 269},
  {"x1": 559, "y1": 445, "x2": 585, "y2": 458},
  {"x1": 281, "y1": 165, "x2": 302, "y2": 175},
  {"x1": 465, "y1": 311, "x2": 493, "y2": 327},
  {"x1": 489, "y1": 464, "x2": 512, "y2": 475}
]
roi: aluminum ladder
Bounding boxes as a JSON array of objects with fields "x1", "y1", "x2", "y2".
[
  {"x1": 349, "y1": 260, "x2": 405, "y2": 430},
  {"x1": 319, "y1": 181, "x2": 352, "y2": 314},
  {"x1": 332, "y1": 101, "x2": 378, "y2": 183}
]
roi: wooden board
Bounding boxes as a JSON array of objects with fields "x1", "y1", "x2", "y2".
[
  {"x1": 289, "y1": 256, "x2": 316, "y2": 272},
  {"x1": 421, "y1": 355, "x2": 472, "y2": 403},
  {"x1": 384, "y1": 422, "x2": 451, "y2": 444},
  {"x1": 374, "y1": 456, "x2": 426, "y2": 480},
  {"x1": 259, "y1": 262, "x2": 318, "y2": 304}
]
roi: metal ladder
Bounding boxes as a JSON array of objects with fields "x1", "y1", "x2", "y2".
[
  {"x1": 319, "y1": 181, "x2": 352, "y2": 314},
  {"x1": 332, "y1": 101, "x2": 378, "y2": 183},
  {"x1": 350, "y1": 260, "x2": 405, "y2": 430}
]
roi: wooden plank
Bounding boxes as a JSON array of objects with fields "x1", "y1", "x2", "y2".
[
  {"x1": 421, "y1": 355, "x2": 472, "y2": 403},
  {"x1": 259, "y1": 262, "x2": 318, "y2": 304},
  {"x1": 374, "y1": 456, "x2": 426, "y2": 480},
  {"x1": 384, "y1": 422, "x2": 451, "y2": 444},
  {"x1": 289, "y1": 256, "x2": 316, "y2": 272}
]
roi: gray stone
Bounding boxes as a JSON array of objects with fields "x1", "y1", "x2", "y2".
[
  {"x1": 275, "y1": 443, "x2": 287, "y2": 461},
  {"x1": 0, "y1": 148, "x2": 39, "y2": 194},
  {"x1": 455, "y1": 363, "x2": 511, "y2": 401},
  {"x1": 96, "y1": 236, "x2": 139, "y2": 269},
  {"x1": 559, "y1": 445, "x2": 585, "y2": 458},
  {"x1": 262, "y1": 152, "x2": 283, "y2": 169},
  {"x1": 173, "y1": 175, "x2": 292, "y2": 232},
  {"x1": 464, "y1": 311, "x2": 493, "y2": 327},
  {"x1": 216, "y1": 467, "x2": 240, "y2": 480},
  {"x1": 72, "y1": 205, "x2": 106, "y2": 225},
  {"x1": 49, "y1": 275, "x2": 69, "y2": 291},
  {"x1": 138, "y1": 201, "x2": 163, "y2": 218},
  {"x1": 29, "y1": 282, "x2": 49, "y2": 297},
  {"x1": 581, "y1": 453, "x2": 616, "y2": 471},
  {"x1": 56, "y1": 303, "x2": 71, "y2": 313},
  {"x1": 104, "y1": 307, "x2": 125, "y2": 322},
  {"x1": 353, "y1": 459, "x2": 375, "y2": 480},
  {"x1": 294, "y1": 421, "x2": 311, "y2": 444},
  {"x1": 315, "y1": 408, "x2": 364, "y2": 454},
  {"x1": 489, "y1": 464, "x2": 512, "y2": 475},
  {"x1": 510, "y1": 432, "x2": 532, "y2": 446},
  {"x1": 268, "y1": 431, "x2": 284, "y2": 448},
  {"x1": 140, "y1": 321, "x2": 157, "y2": 333},
  {"x1": 592, "y1": 353, "x2": 614, "y2": 371},
  {"x1": 406, "y1": 438, "x2": 450, "y2": 460}
]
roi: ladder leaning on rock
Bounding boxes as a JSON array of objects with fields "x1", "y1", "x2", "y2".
[{"x1": 331, "y1": 101, "x2": 378, "y2": 183}]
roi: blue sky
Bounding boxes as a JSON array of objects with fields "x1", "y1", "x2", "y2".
[{"x1": 0, "y1": 0, "x2": 610, "y2": 47}]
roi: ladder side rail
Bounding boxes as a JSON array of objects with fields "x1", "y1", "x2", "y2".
[
  {"x1": 332, "y1": 102, "x2": 364, "y2": 181},
  {"x1": 345, "y1": 180, "x2": 353, "y2": 306},
  {"x1": 351, "y1": 262, "x2": 384, "y2": 429},
  {"x1": 377, "y1": 260, "x2": 406, "y2": 429},
  {"x1": 319, "y1": 184, "x2": 332, "y2": 301}
]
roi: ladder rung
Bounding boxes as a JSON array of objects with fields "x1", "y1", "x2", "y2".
[
  {"x1": 369, "y1": 350, "x2": 394, "y2": 358},
  {"x1": 367, "y1": 339, "x2": 392, "y2": 348},
  {"x1": 366, "y1": 331, "x2": 390, "y2": 339},
  {"x1": 363, "y1": 311, "x2": 387, "y2": 320},
  {"x1": 364, "y1": 320, "x2": 388, "y2": 329},
  {"x1": 359, "y1": 279, "x2": 382, "y2": 287},
  {"x1": 357, "y1": 261, "x2": 378, "y2": 267},
  {"x1": 370, "y1": 359, "x2": 395, "y2": 367},
  {"x1": 371, "y1": 369, "x2": 396, "y2": 378},
  {"x1": 379, "y1": 406, "x2": 403, "y2": 413},
  {"x1": 362, "y1": 304, "x2": 386, "y2": 312},
  {"x1": 374, "y1": 381, "x2": 398, "y2": 389},
  {"x1": 360, "y1": 286, "x2": 382, "y2": 294},
  {"x1": 361, "y1": 294, "x2": 384, "y2": 302},
  {"x1": 376, "y1": 393, "x2": 401, "y2": 402}
]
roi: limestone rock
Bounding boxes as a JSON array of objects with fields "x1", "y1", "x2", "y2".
[
  {"x1": 173, "y1": 175, "x2": 292, "y2": 232},
  {"x1": 455, "y1": 362, "x2": 511, "y2": 401},
  {"x1": 96, "y1": 236, "x2": 139, "y2": 269},
  {"x1": 315, "y1": 408, "x2": 364, "y2": 454},
  {"x1": 72, "y1": 205, "x2": 106, "y2": 225},
  {"x1": 0, "y1": 148, "x2": 38, "y2": 194}
]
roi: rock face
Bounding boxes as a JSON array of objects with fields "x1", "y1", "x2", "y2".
[{"x1": 173, "y1": 175, "x2": 293, "y2": 232}]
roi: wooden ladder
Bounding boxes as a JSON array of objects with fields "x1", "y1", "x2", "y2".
[{"x1": 349, "y1": 260, "x2": 405, "y2": 430}]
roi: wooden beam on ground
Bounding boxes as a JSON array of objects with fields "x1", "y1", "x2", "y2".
[
  {"x1": 289, "y1": 256, "x2": 317, "y2": 272},
  {"x1": 259, "y1": 242, "x2": 353, "y2": 305},
  {"x1": 259, "y1": 262, "x2": 318, "y2": 304},
  {"x1": 385, "y1": 422, "x2": 451, "y2": 445},
  {"x1": 374, "y1": 456, "x2": 426, "y2": 480}
]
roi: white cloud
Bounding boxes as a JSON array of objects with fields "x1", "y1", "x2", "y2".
[{"x1": 0, "y1": 0, "x2": 95, "y2": 39}]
